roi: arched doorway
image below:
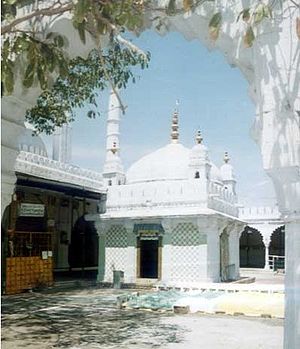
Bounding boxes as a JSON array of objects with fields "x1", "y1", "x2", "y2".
[
  {"x1": 269, "y1": 226, "x2": 285, "y2": 271},
  {"x1": 68, "y1": 216, "x2": 98, "y2": 275},
  {"x1": 240, "y1": 227, "x2": 265, "y2": 268}
]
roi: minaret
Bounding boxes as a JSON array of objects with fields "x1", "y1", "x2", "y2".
[
  {"x1": 52, "y1": 123, "x2": 72, "y2": 163},
  {"x1": 170, "y1": 100, "x2": 179, "y2": 143},
  {"x1": 220, "y1": 151, "x2": 236, "y2": 194},
  {"x1": 102, "y1": 90, "x2": 125, "y2": 186}
]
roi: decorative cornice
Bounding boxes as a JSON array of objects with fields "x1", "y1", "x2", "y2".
[
  {"x1": 238, "y1": 206, "x2": 284, "y2": 225},
  {"x1": 15, "y1": 151, "x2": 105, "y2": 193}
]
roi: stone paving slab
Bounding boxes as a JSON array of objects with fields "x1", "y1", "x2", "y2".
[{"x1": 1, "y1": 287, "x2": 283, "y2": 349}]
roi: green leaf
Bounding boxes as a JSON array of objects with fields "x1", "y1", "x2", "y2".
[
  {"x1": 2, "y1": 39, "x2": 10, "y2": 61},
  {"x1": 209, "y1": 12, "x2": 222, "y2": 29},
  {"x1": 23, "y1": 63, "x2": 35, "y2": 88},
  {"x1": 13, "y1": 35, "x2": 29, "y2": 54},
  {"x1": 37, "y1": 64, "x2": 47, "y2": 90},
  {"x1": 76, "y1": 22, "x2": 86, "y2": 44},
  {"x1": 40, "y1": 43, "x2": 55, "y2": 72},
  {"x1": 87, "y1": 110, "x2": 96, "y2": 118},
  {"x1": 254, "y1": 4, "x2": 272, "y2": 24},
  {"x1": 2, "y1": 64, "x2": 14, "y2": 95},
  {"x1": 27, "y1": 40, "x2": 38, "y2": 65},
  {"x1": 244, "y1": 26, "x2": 255, "y2": 48},
  {"x1": 254, "y1": 4, "x2": 264, "y2": 24},
  {"x1": 73, "y1": 0, "x2": 88, "y2": 24},
  {"x1": 54, "y1": 35, "x2": 65, "y2": 48},
  {"x1": 57, "y1": 55, "x2": 69, "y2": 78},
  {"x1": 242, "y1": 9, "x2": 250, "y2": 22},
  {"x1": 209, "y1": 13, "x2": 222, "y2": 41}
]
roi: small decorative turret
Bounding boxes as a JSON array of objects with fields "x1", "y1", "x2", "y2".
[
  {"x1": 220, "y1": 151, "x2": 236, "y2": 194},
  {"x1": 189, "y1": 130, "x2": 211, "y2": 180},
  {"x1": 171, "y1": 100, "x2": 179, "y2": 143}
]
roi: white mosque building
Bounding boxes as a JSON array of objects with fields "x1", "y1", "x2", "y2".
[
  {"x1": 93, "y1": 92, "x2": 245, "y2": 286},
  {"x1": 2, "y1": 89, "x2": 285, "y2": 294}
]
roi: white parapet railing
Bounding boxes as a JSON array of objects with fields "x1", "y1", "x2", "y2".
[
  {"x1": 15, "y1": 151, "x2": 105, "y2": 193},
  {"x1": 239, "y1": 206, "x2": 282, "y2": 221},
  {"x1": 269, "y1": 254, "x2": 285, "y2": 272}
]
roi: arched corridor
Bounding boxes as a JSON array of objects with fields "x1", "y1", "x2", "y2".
[
  {"x1": 269, "y1": 226, "x2": 285, "y2": 271},
  {"x1": 239, "y1": 227, "x2": 265, "y2": 268}
]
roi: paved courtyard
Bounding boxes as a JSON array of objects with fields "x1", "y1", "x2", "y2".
[{"x1": 1, "y1": 287, "x2": 283, "y2": 349}]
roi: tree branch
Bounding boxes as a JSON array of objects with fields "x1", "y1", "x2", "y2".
[
  {"x1": 98, "y1": 41, "x2": 127, "y2": 114},
  {"x1": 116, "y1": 34, "x2": 147, "y2": 58},
  {"x1": 1, "y1": 2, "x2": 73, "y2": 35},
  {"x1": 290, "y1": 0, "x2": 300, "y2": 8},
  {"x1": 92, "y1": 11, "x2": 147, "y2": 58}
]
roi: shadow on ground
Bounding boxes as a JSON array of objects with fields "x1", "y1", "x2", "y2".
[{"x1": 2, "y1": 288, "x2": 183, "y2": 349}]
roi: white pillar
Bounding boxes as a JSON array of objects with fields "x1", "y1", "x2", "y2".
[
  {"x1": 250, "y1": 2, "x2": 299, "y2": 345},
  {"x1": 87, "y1": 217, "x2": 108, "y2": 283},
  {"x1": 284, "y1": 215, "x2": 300, "y2": 349},
  {"x1": 204, "y1": 219, "x2": 222, "y2": 283},
  {"x1": 229, "y1": 223, "x2": 245, "y2": 279},
  {"x1": 124, "y1": 221, "x2": 136, "y2": 284},
  {"x1": 263, "y1": 237, "x2": 270, "y2": 271},
  {"x1": 251, "y1": 224, "x2": 274, "y2": 270}
]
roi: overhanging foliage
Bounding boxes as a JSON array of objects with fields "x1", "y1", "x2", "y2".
[{"x1": 1, "y1": 0, "x2": 299, "y2": 134}]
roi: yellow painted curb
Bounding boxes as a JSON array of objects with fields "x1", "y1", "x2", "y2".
[{"x1": 215, "y1": 292, "x2": 284, "y2": 318}]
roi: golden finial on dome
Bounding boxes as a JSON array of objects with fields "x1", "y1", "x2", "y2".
[
  {"x1": 195, "y1": 130, "x2": 203, "y2": 144},
  {"x1": 171, "y1": 100, "x2": 179, "y2": 143},
  {"x1": 224, "y1": 151, "x2": 230, "y2": 163}
]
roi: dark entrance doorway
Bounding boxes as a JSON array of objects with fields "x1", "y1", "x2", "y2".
[
  {"x1": 68, "y1": 216, "x2": 98, "y2": 270},
  {"x1": 240, "y1": 227, "x2": 265, "y2": 268},
  {"x1": 140, "y1": 239, "x2": 159, "y2": 278},
  {"x1": 269, "y1": 226, "x2": 285, "y2": 270},
  {"x1": 269, "y1": 226, "x2": 285, "y2": 256}
]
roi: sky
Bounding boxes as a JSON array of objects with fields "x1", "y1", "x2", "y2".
[{"x1": 42, "y1": 30, "x2": 277, "y2": 207}]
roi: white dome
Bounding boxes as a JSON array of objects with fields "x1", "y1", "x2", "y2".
[
  {"x1": 127, "y1": 143, "x2": 190, "y2": 183},
  {"x1": 126, "y1": 142, "x2": 223, "y2": 184},
  {"x1": 19, "y1": 129, "x2": 48, "y2": 157}
]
